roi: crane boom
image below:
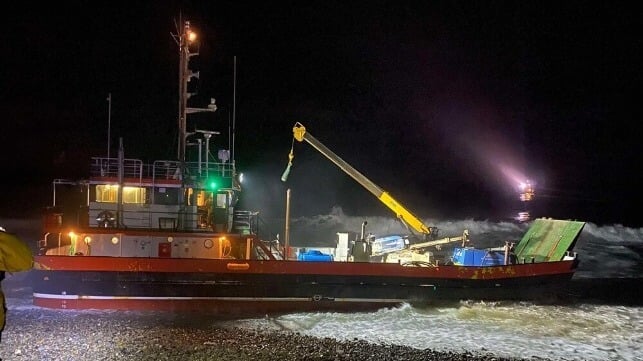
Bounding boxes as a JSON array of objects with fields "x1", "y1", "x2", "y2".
[{"x1": 289, "y1": 122, "x2": 434, "y2": 237}]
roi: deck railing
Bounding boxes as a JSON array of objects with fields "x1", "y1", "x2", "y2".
[{"x1": 90, "y1": 157, "x2": 236, "y2": 184}]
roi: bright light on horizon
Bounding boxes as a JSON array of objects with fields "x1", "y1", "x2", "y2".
[
  {"x1": 519, "y1": 180, "x2": 533, "y2": 191},
  {"x1": 499, "y1": 164, "x2": 533, "y2": 191}
]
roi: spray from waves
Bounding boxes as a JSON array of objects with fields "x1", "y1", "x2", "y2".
[
  {"x1": 573, "y1": 222, "x2": 643, "y2": 278},
  {"x1": 287, "y1": 206, "x2": 527, "y2": 247}
]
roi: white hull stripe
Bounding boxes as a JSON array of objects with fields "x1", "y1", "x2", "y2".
[{"x1": 32, "y1": 293, "x2": 404, "y2": 303}]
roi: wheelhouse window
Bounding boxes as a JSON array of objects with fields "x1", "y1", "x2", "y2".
[{"x1": 95, "y1": 185, "x2": 147, "y2": 204}]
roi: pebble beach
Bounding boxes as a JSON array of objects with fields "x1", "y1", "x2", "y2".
[{"x1": 1, "y1": 306, "x2": 540, "y2": 361}]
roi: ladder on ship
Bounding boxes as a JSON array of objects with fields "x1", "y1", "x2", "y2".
[{"x1": 233, "y1": 210, "x2": 256, "y2": 235}]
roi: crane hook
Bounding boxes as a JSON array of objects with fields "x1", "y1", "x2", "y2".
[{"x1": 281, "y1": 139, "x2": 295, "y2": 182}]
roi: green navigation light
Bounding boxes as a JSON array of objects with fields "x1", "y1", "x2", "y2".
[{"x1": 205, "y1": 177, "x2": 221, "y2": 191}]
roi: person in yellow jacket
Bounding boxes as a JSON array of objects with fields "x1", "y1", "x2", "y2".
[{"x1": 0, "y1": 227, "x2": 34, "y2": 343}]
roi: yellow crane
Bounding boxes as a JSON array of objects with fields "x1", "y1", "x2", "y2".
[{"x1": 282, "y1": 122, "x2": 436, "y2": 240}]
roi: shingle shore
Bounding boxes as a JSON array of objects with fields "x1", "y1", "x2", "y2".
[{"x1": 1, "y1": 306, "x2": 542, "y2": 361}]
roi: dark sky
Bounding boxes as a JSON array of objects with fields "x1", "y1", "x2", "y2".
[{"x1": 2, "y1": 1, "x2": 640, "y2": 227}]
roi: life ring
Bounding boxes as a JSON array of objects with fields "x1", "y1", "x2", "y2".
[{"x1": 96, "y1": 211, "x2": 116, "y2": 227}]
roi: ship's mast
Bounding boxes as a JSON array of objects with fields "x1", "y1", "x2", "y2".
[
  {"x1": 177, "y1": 20, "x2": 197, "y2": 163},
  {"x1": 173, "y1": 20, "x2": 218, "y2": 230},
  {"x1": 174, "y1": 21, "x2": 217, "y2": 168},
  {"x1": 173, "y1": 20, "x2": 198, "y2": 230}
]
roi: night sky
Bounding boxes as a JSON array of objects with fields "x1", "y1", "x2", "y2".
[{"x1": 2, "y1": 1, "x2": 640, "y2": 227}]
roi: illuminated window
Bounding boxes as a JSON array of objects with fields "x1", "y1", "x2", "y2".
[
  {"x1": 195, "y1": 190, "x2": 210, "y2": 207},
  {"x1": 95, "y1": 185, "x2": 146, "y2": 204},
  {"x1": 96, "y1": 185, "x2": 117, "y2": 203},
  {"x1": 122, "y1": 186, "x2": 146, "y2": 204}
]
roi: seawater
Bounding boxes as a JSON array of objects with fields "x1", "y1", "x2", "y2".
[{"x1": 233, "y1": 302, "x2": 642, "y2": 361}]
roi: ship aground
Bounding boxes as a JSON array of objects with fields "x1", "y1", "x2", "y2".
[{"x1": 31, "y1": 19, "x2": 586, "y2": 315}]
